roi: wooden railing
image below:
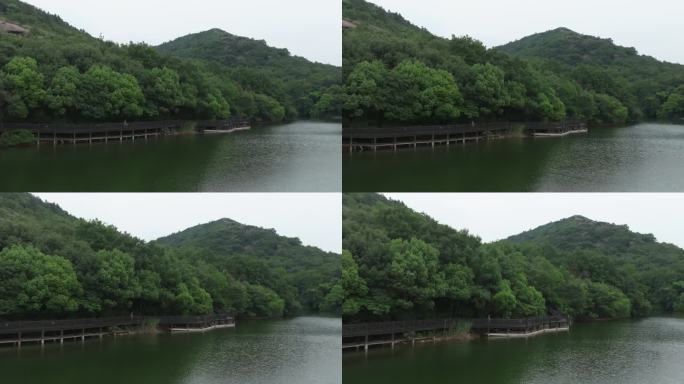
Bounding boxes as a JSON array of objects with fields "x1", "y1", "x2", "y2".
[
  {"x1": 0, "y1": 313, "x2": 234, "y2": 334},
  {"x1": 343, "y1": 315, "x2": 570, "y2": 337},
  {"x1": 343, "y1": 121, "x2": 586, "y2": 138},
  {"x1": 343, "y1": 122, "x2": 513, "y2": 138},
  {"x1": 0, "y1": 316, "x2": 146, "y2": 334},
  {"x1": 0, "y1": 119, "x2": 250, "y2": 134},
  {"x1": 343, "y1": 319, "x2": 458, "y2": 337},
  {"x1": 157, "y1": 314, "x2": 234, "y2": 326},
  {"x1": 471, "y1": 315, "x2": 570, "y2": 331}
]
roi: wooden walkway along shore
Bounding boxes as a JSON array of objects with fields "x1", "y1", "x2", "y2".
[
  {"x1": 343, "y1": 121, "x2": 587, "y2": 152},
  {"x1": 0, "y1": 118, "x2": 250, "y2": 147},
  {"x1": 0, "y1": 314, "x2": 235, "y2": 348},
  {"x1": 471, "y1": 316, "x2": 570, "y2": 338},
  {"x1": 158, "y1": 314, "x2": 235, "y2": 333},
  {"x1": 0, "y1": 316, "x2": 146, "y2": 347},
  {"x1": 342, "y1": 315, "x2": 570, "y2": 352}
]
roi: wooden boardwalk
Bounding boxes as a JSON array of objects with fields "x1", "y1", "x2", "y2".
[
  {"x1": 0, "y1": 314, "x2": 235, "y2": 348},
  {"x1": 0, "y1": 118, "x2": 250, "y2": 147},
  {"x1": 158, "y1": 314, "x2": 235, "y2": 333},
  {"x1": 342, "y1": 121, "x2": 587, "y2": 152},
  {"x1": 343, "y1": 316, "x2": 570, "y2": 351},
  {"x1": 0, "y1": 316, "x2": 146, "y2": 347}
]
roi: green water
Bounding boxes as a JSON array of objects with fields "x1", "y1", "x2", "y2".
[
  {"x1": 343, "y1": 123, "x2": 684, "y2": 192},
  {"x1": 0, "y1": 316, "x2": 341, "y2": 384},
  {"x1": 0, "y1": 121, "x2": 341, "y2": 192},
  {"x1": 343, "y1": 317, "x2": 684, "y2": 384}
]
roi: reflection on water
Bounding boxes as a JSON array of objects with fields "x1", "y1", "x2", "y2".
[
  {"x1": 343, "y1": 123, "x2": 684, "y2": 192},
  {"x1": 0, "y1": 121, "x2": 341, "y2": 192},
  {"x1": 343, "y1": 317, "x2": 684, "y2": 384},
  {"x1": 0, "y1": 317, "x2": 341, "y2": 384}
]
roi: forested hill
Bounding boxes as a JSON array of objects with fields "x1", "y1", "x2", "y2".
[
  {"x1": 0, "y1": 193, "x2": 341, "y2": 320},
  {"x1": 157, "y1": 29, "x2": 342, "y2": 120},
  {"x1": 0, "y1": 0, "x2": 340, "y2": 124},
  {"x1": 497, "y1": 27, "x2": 668, "y2": 68},
  {"x1": 342, "y1": 193, "x2": 684, "y2": 323},
  {"x1": 342, "y1": 0, "x2": 684, "y2": 127},
  {"x1": 507, "y1": 215, "x2": 660, "y2": 252},
  {"x1": 155, "y1": 218, "x2": 341, "y2": 311},
  {"x1": 157, "y1": 217, "x2": 339, "y2": 270}
]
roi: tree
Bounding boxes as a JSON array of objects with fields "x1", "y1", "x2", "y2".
[
  {"x1": 657, "y1": 86, "x2": 684, "y2": 121},
  {"x1": 340, "y1": 250, "x2": 368, "y2": 316},
  {"x1": 0, "y1": 245, "x2": 81, "y2": 318},
  {"x1": 47, "y1": 66, "x2": 81, "y2": 118},
  {"x1": 140, "y1": 67, "x2": 184, "y2": 117},
  {"x1": 492, "y1": 280, "x2": 517, "y2": 318},
  {"x1": 387, "y1": 238, "x2": 443, "y2": 312},
  {"x1": 464, "y1": 63, "x2": 508, "y2": 118},
  {"x1": 76, "y1": 65, "x2": 144, "y2": 120},
  {"x1": 585, "y1": 281, "x2": 631, "y2": 319},
  {"x1": 0, "y1": 56, "x2": 46, "y2": 120},
  {"x1": 246, "y1": 284, "x2": 285, "y2": 318},
  {"x1": 344, "y1": 60, "x2": 388, "y2": 121},
  {"x1": 592, "y1": 93, "x2": 628, "y2": 124},
  {"x1": 85, "y1": 249, "x2": 140, "y2": 313},
  {"x1": 383, "y1": 60, "x2": 464, "y2": 123}
]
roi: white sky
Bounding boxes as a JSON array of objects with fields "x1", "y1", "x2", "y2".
[
  {"x1": 384, "y1": 193, "x2": 684, "y2": 248},
  {"x1": 23, "y1": 0, "x2": 342, "y2": 66},
  {"x1": 367, "y1": 0, "x2": 684, "y2": 65},
  {"x1": 33, "y1": 193, "x2": 341, "y2": 253}
]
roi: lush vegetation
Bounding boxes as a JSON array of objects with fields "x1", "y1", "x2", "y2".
[
  {"x1": 342, "y1": 0, "x2": 684, "y2": 127},
  {"x1": 0, "y1": 0, "x2": 341, "y2": 124},
  {"x1": 157, "y1": 29, "x2": 343, "y2": 120},
  {"x1": 0, "y1": 193, "x2": 340, "y2": 320},
  {"x1": 0, "y1": 128, "x2": 33, "y2": 146},
  {"x1": 342, "y1": 193, "x2": 684, "y2": 322}
]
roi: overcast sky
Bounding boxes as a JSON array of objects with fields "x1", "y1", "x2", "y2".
[
  {"x1": 368, "y1": 0, "x2": 684, "y2": 64},
  {"x1": 24, "y1": 0, "x2": 341, "y2": 66},
  {"x1": 384, "y1": 193, "x2": 684, "y2": 248},
  {"x1": 33, "y1": 193, "x2": 341, "y2": 253}
]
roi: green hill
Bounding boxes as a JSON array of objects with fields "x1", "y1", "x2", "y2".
[
  {"x1": 157, "y1": 28, "x2": 342, "y2": 119},
  {"x1": 498, "y1": 28, "x2": 644, "y2": 67},
  {"x1": 342, "y1": 193, "x2": 684, "y2": 322},
  {"x1": 0, "y1": 0, "x2": 340, "y2": 124},
  {"x1": 342, "y1": 0, "x2": 684, "y2": 126},
  {"x1": 0, "y1": 193, "x2": 341, "y2": 320},
  {"x1": 507, "y1": 214, "x2": 659, "y2": 252},
  {"x1": 156, "y1": 218, "x2": 341, "y2": 313}
]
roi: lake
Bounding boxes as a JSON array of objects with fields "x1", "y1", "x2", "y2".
[
  {"x1": 343, "y1": 317, "x2": 684, "y2": 384},
  {"x1": 0, "y1": 316, "x2": 341, "y2": 384},
  {"x1": 0, "y1": 121, "x2": 341, "y2": 192},
  {"x1": 343, "y1": 123, "x2": 684, "y2": 191}
]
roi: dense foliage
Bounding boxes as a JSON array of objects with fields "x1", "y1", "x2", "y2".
[
  {"x1": 157, "y1": 29, "x2": 343, "y2": 120},
  {"x1": 342, "y1": 194, "x2": 684, "y2": 322},
  {"x1": 0, "y1": 193, "x2": 340, "y2": 320},
  {"x1": 0, "y1": 128, "x2": 33, "y2": 146},
  {"x1": 342, "y1": 0, "x2": 684, "y2": 127},
  {"x1": 0, "y1": 0, "x2": 341, "y2": 124}
]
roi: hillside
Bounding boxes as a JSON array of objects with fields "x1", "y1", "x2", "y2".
[
  {"x1": 507, "y1": 215, "x2": 659, "y2": 252},
  {"x1": 157, "y1": 28, "x2": 342, "y2": 120},
  {"x1": 0, "y1": 0, "x2": 340, "y2": 124},
  {"x1": 0, "y1": 193, "x2": 341, "y2": 320},
  {"x1": 156, "y1": 218, "x2": 341, "y2": 313},
  {"x1": 342, "y1": 193, "x2": 684, "y2": 323},
  {"x1": 342, "y1": 0, "x2": 684, "y2": 126},
  {"x1": 497, "y1": 27, "x2": 684, "y2": 77}
]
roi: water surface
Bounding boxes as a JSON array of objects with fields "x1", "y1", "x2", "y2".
[
  {"x1": 343, "y1": 123, "x2": 684, "y2": 191},
  {"x1": 0, "y1": 316, "x2": 341, "y2": 384},
  {"x1": 343, "y1": 317, "x2": 684, "y2": 384},
  {"x1": 0, "y1": 121, "x2": 341, "y2": 191}
]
